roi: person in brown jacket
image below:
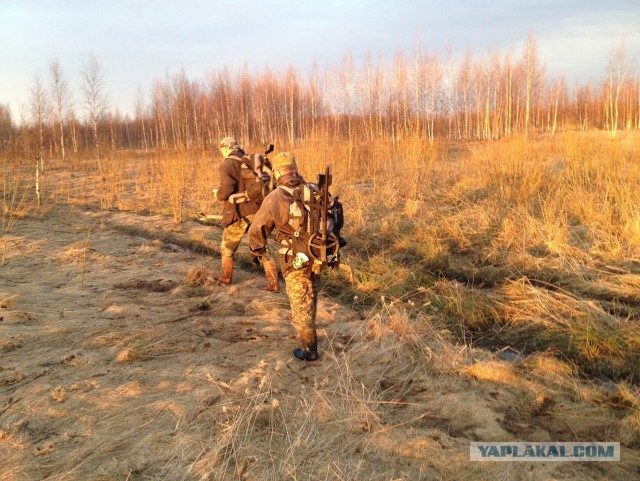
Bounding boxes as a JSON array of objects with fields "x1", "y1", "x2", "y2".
[
  {"x1": 248, "y1": 152, "x2": 322, "y2": 361},
  {"x1": 212, "y1": 136, "x2": 279, "y2": 292}
]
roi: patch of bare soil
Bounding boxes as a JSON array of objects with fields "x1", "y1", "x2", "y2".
[{"x1": 1, "y1": 206, "x2": 638, "y2": 480}]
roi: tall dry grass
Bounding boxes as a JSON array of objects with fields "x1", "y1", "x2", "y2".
[
  {"x1": 2, "y1": 134, "x2": 640, "y2": 479},
  {"x1": 322, "y1": 131, "x2": 640, "y2": 382},
  {"x1": 1, "y1": 157, "x2": 36, "y2": 265},
  {"x1": 3, "y1": 132, "x2": 639, "y2": 382}
]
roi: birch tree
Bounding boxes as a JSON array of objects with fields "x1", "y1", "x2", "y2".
[
  {"x1": 605, "y1": 39, "x2": 626, "y2": 139},
  {"x1": 80, "y1": 53, "x2": 108, "y2": 160},
  {"x1": 457, "y1": 50, "x2": 473, "y2": 140},
  {"x1": 29, "y1": 75, "x2": 48, "y2": 172},
  {"x1": 49, "y1": 58, "x2": 72, "y2": 161},
  {"x1": 521, "y1": 34, "x2": 540, "y2": 141}
]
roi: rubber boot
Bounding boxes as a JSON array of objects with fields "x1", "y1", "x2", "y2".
[
  {"x1": 214, "y1": 256, "x2": 234, "y2": 285},
  {"x1": 263, "y1": 259, "x2": 280, "y2": 293},
  {"x1": 293, "y1": 328, "x2": 319, "y2": 361}
]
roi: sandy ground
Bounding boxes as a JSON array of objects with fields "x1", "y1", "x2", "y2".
[{"x1": 1, "y1": 205, "x2": 638, "y2": 480}]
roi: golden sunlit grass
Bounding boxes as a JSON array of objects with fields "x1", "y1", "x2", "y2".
[
  {"x1": 319, "y1": 132, "x2": 640, "y2": 383},
  {"x1": 2, "y1": 131, "x2": 640, "y2": 479},
  {"x1": 18, "y1": 131, "x2": 638, "y2": 385},
  {"x1": 188, "y1": 323, "x2": 459, "y2": 481},
  {"x1": 1, "y1": 165, "x2": 34, "y2": 266}
]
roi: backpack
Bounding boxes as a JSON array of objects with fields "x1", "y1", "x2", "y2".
[
  {"x1": 280, "y1": 166, "x2": 345, "y2": 266},
  {"x1": 238, "y1": 153, "x2": 273, "y2": 203}
]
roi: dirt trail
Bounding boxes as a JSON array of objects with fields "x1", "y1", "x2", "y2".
[
  {"x1": 0, "y1": 206, "x2": 365, "y2": 479},
  {"x1": 1, "y1": 206, "x2": 638, "y2": 480}
]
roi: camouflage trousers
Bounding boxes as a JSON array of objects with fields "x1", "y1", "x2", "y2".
[
  {"x1": 284, "y1": 262, "x2": 323, "y2": 335},
  {"x1": 220, "y1": 214, "x2": 272, "y2": 262}
]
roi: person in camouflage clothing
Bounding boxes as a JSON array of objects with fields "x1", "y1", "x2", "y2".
[
  {"x1": 248, "y1": 152, "x2": 322, "y2": 361},
  {"x1": 212, "y1": 136, "x2": 279, "y2": 292}
]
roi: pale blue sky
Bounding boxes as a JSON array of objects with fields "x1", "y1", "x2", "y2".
[{"x1": 1, "y1": 0, "x2": 638, "y2": 121}]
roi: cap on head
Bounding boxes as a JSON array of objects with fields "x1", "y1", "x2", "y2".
[
  {"x1": 219, "y1": 136, "x2": 238, "y2": 149},
  {"x1": 272, "y1": 152, "x2": 298, "y2": 179}
]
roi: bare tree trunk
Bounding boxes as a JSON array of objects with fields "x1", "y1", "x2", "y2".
[
  {"x1": 35, "y1": 159, "x2": 41, "y2": 207},
  {"x1": 606, "y1": 39, "x2": 626, "y2": 139},
  {"x1": 287, "y1": 67, "x2": 296, "y2": 146},
  {"x1": 70, "y1": 118, "x2": 78, "y2": 154},
  {"x1": 551, "y1": 87, "x2": 560, "y2": 139},
  {"x1": 414, "y1": 38, "x2": 422, "y2": 136},
  {"x1": 81, "y1": 53, "x2": 108, "y2": 161},
  {"x1": 341, "y1": 52, "x2": 354, "y2": 158},
  {"x1": 310, "y1": 63, "x2": 319, "y2": 139},
  {"x1": 459, "y1": 50, "x2": 472, "y2": 140},
  {"x1": 634, "y1": 75, "x2": 640, "y2": 129},
  {"x1": 484, "y1": 64, "x2": 492, "y2": 141},
  {"x1": 49, "y1": 58, "x2": 71, "y2": 162},
  {"x1": 424, "y1": 53, "x2": 441, "y2": 144},
  {"x1": 473, "y1": 64, "x2": 481, "y2": 140},
  {"x1": 29, "y1": 75, "x2": 48, "y2": 173},
  {"x1": 504, "y1": 54, "x2": 513, "y2": 137},
  {"x1": 522, "y1": 34, "x2": 539, "y2": 142}
]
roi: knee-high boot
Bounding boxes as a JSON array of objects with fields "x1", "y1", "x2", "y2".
[
  {"x1": 263, "y1": 259, "x2": 280, "y2": 293},
  {"x1": 214, "y1": 256, "x2": 234, "y2": 285}
]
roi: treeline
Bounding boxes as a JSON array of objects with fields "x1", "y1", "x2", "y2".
[{"x1": 1, "y1": 36, "x2": 638, "y2": 159}]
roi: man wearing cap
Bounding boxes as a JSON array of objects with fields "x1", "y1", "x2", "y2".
[
  {"x1": 248, "y1": 152, "x2": 322, "y2": 361},
  {"x1": 212, "y1": 136, "x2": 279, "y2": 292}
]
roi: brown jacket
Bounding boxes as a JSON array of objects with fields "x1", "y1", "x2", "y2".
[
  {"x1": 216, "y1": 150, "x2": 261, "y2": 227},
  {"x1": 248, "y1": 175, "x2": 306, "y2": 273}
]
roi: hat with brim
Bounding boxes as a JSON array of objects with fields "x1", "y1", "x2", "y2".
[
  {"x1": 272, "y1": 152, "x2": 298, "y2": 175},
  {"x1": 219, "y1": 136, "x2": 238, "y2": 148}
]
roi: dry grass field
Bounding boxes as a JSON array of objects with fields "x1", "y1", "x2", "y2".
[{"x1": 1, "y1": 131, "x2": 640, "y2": 480}]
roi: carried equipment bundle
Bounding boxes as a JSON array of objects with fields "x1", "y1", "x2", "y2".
[{"x1": 282, "y1": 166, "x2": 345, "y2": 267}]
